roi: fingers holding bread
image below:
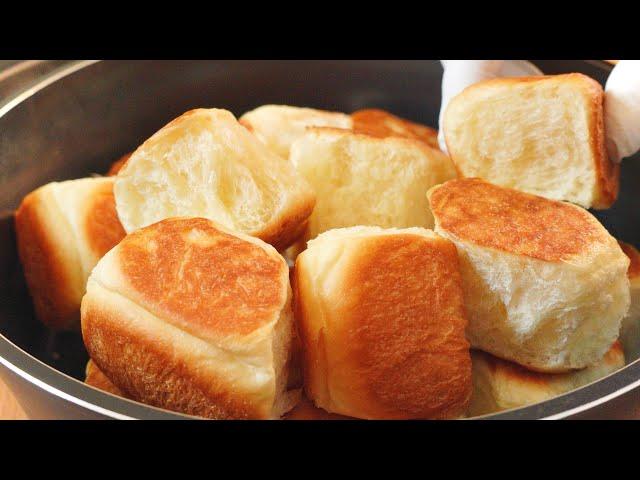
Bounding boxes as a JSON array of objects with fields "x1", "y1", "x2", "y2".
[
  {"x1": 293, "y1": 226, "x2": 472, "y2": 419},
  {"x1": 429, "y1": 178, "x2": 630, "y2": 372},
  {"x1": 114, "y1": 108, "x2": 316, "y2": 251},
  {"x1": 15, "y1": 177, "x2": 126, "y2": 330}
]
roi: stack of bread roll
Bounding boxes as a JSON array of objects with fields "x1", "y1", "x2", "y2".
[{"x1": 14, "y1": 71, "x2": 639, "y2": 419}]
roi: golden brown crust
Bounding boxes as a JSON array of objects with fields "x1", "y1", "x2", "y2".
[
  {"x1": 84, "y1": 182, "x2": 126, "y2": 258},
  {"x1": 295, "y1": 231, "x2": 472, "y2": 419},
  {"x1": 14, "y1": 191, "x2": 82, "y2": 330},
  {"x1": 429, "y1": 178, "x2": 608, "y2": 262},
  {"x1": 107, "y1": 153, "x2": 132, "y2": 176},
  {"x1": 619, "y1": 241, "x2": 640, "y2": 279},
  {"x1": 351, "y1": 109, "x2": 440, "y2": 150},
  {"x1": 118, "y1": 218, "x2": 286, "y2": 341},
  {"x1": 85, "y1": 360, "x2": 125, "y2": 396},
  {"x1": 582, "y1": 74, "x2": 618, "y2": 209},
  {"x1": 82, "y1": 293, "x2": 266, "y2": 419}
]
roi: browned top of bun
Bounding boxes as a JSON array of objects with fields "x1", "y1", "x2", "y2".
[
  {"x1": 619, "y1": 241, "x2": 640, "y2": 279},
  {"x1": 84, "y1": 182, "x2": 126, "y2": 258},
  {"x1": 351, "y1": 108, "x2": 439, "y2": 149},
  {"x1": 107, "y1": 153, "x2": 132, "y2": 176},
  {"x1": 117, "y1": 217, "x2": 287, "y2": 341},
  {"x1": 85, "y1": 360, "x2": 125, "y2": 396},
  {"x1": 336, "y1": 233, "x2": 471, "y2": 418},
  {"x1": 429, "y1": 178, "x2": 607, "y2": 262}
]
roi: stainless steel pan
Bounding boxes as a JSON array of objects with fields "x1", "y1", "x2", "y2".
[{"x1": 1, "y1": 60, "x2": 638, "y2": 419}]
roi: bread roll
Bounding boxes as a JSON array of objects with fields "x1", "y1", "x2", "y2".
[
  {"x1": 81, "y1": 217, "x2": 300, "y2": 419},
  {"x1": 443, "y1": 74, "x2": 618, "y2": 209},
  {"x1": 15, "y1": 177, "x2": 126, "y2": 330},
  {"x1": 351, "y1": 108, "x2": 440, "y2": 150},
  {"x1": 239, "y1": 105, "x2": 352, "y2": 159},
  {"x1": 294, "y1": 226, "x2": 472, "y2": 419},
  {"x1": 107, "y1": 153, "x2": 131, "y2": 176},
  {"x1": 429, "y1": 178, "x2": 630, "y2": 372},
  {"x1": 619, "y1": 241, "x2": 640, "y2": 357},
  {"x1": 290, "y1": 127, "x2": 456, "y2": 243},
  {"x1": 85, "y1": 360, "x2": 125, "y2": 397},
  {"x1": 468, "y1": 341, "x2": 625, "y2": 416},
  {"x1": 114, "y1": 109, "x2": 315, "y2": 251}
]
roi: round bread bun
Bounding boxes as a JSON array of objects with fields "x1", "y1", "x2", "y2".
[
  {"x1": 294, "y1": 226, "x2": 472, "y2": 419},
  {"x1": 15, "y1": 177, "x2": 125, "y2": 330},
  {"x1": 351, "y1": 108, "x2": 440, "y2": 150},
  {"x1": 443, "y1": 74, "x2": 618, "y2": 209},
  {"x1": 81, "y1": 217, "x2": 300, "y2": 419},
  {"x1": 429, "y1": 178, "x2": 630, "y2": 372},
  {"x1": 114, "y1": 108, "x2": 315, "y2": 251}
]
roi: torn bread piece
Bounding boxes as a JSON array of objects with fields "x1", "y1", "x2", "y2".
[
  {"x1": 443, "y1": 74, "x2": 618, "y2": 209},
  {"x1": 15, "y1": 177, "x2": 126, "y2": 330},
  {"x1": 290, "y1": 127, "x2": 456, "y2": 243},
  {"x1": 294, "y1": 226, "x2": 472, "y2": 419},
  {"x1": 114, "y1": 108, "x2": 315, "y2": 251},
  {"x1": 429, "y1": 178, "x2": 629, "y2": 372},
  {"x1": 81, "y1": 217, "x2": 301, "y2": 419}
]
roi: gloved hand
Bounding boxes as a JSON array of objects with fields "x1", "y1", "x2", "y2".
[{"x1": 438, "y1": 60, "x2": 640, "y2": 164}]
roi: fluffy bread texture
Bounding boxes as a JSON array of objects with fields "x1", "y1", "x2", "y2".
[
  {"x1": 114, "y1": 109, "x2": 315, "y2": 251},
  {"x1": 619, "y1": 241, "x2": 640, "y2": 358},
  {"x1": 107, "y1": 153, "x2": 131, "y2": 176},
  {"x1": 294, "y1": 226, "x2": 472, "y2": 419},
  {"x1": 468, "y1": 341, "x2": 625, "y2": 416},
  {"x1": 239, "y1": 105, "x2": 352, "y2": 159},
  {"x1": 81, "y1": 217, "x2": 300, "y2": 419},
  {"x1": 351, "y1": 109, "x2": 440, "y2": 150},
  {"x1": 85, "y1": 360, "x2": 125, "y2": 396},
  {"x1": 429, "y1": 178, "x2": 630, "y2": 372},
  {"x1": 15, "y1": 177, "x2": 126, "y2": 330},
  {"x1": 290, "y1": 127, "x2": 456, "y2": 243},
  {"x1": 443, "y1": 74, "x2": 618, "y2": 209}
]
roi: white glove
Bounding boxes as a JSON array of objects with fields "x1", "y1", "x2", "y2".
[
  {"x1": 605, "y1": 60, "x2": 640, "y2": 163},
  {"x1": 437, "y1": 60, "x2": 542, "y2": 152}
]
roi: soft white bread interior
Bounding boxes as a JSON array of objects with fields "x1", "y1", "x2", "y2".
[
  {"x1": 239, "y1": 105, "x2": 352, "y2": 159},
  {"x1": 468, "y1": 341, "x2": 625, "y2": 416},
  {"x1": 290, "y1": 127, "x2": 456, "y2": 243},
  {"x1": 294, "y1": 226, "x2": 472, "y2": 419},
  {"x1": 443, "y1": 73, "x2": 618, "y2": 209},
  {"x1": 85, "y1": 360, "x2": 125, "y2": 397},
  {"x1": 619, "y1": 241, "x2": 640, "y2": 358},
  {"x1": 114, "y1": 109, "x2": 316, "y2": 251},
  {"x1": 81, "y1": 217, "x2": 301, "y2": 419},
  {"x1": 429, "y1": 178, "x2": 630, "y2": 372},
  {"x1": 15, "y1": 177, "x2": 126, "y2": 330},
  {"x1": 351, "y1": 108, "x2": 440, "y2": 150}
]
